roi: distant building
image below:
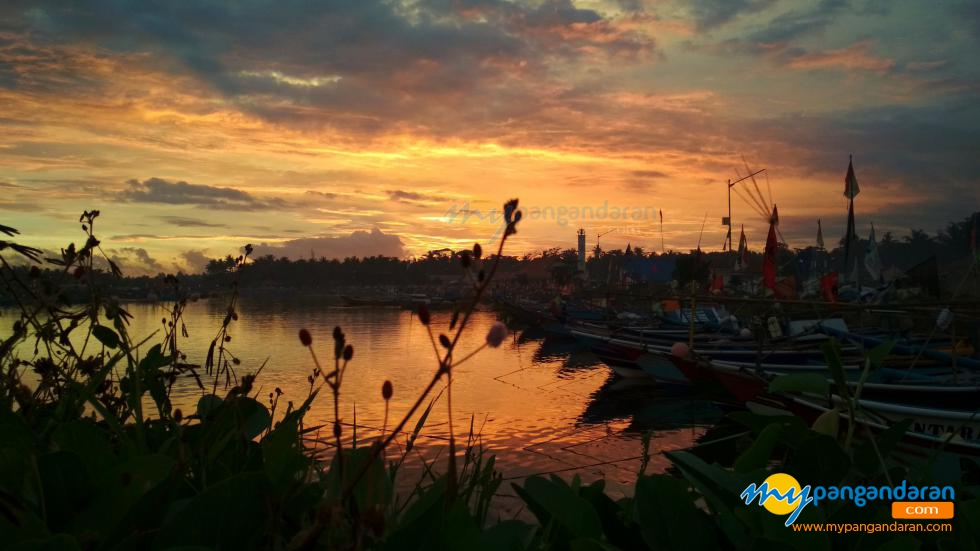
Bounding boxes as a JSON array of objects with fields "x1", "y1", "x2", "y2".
[{"x1": 577, "y1": 228, "x2": 587, "y2": 274}]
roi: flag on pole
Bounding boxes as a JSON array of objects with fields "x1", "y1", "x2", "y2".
[
  {"x1": 737, "y1": 225, "x2": 748, "y2": 270},
  {"x1": 816, "y1": 219, "x2": 825, "y2": 249},
  {"x1": 843, "y1": 199, "x2": 856, "y2": 278},
  {"x1": 844, "y1": 155, "x2": 860, "y2": 199},
  {"x1": 864, "y1": 223, "x2": 882, "y2": 283},
  {"x1": 763, "y1": 207, "x2": 778, "y2": 291}
]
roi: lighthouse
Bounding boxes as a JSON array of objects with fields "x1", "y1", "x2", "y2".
[{"x1": 577, "y1": 228, "x2": 587, "y2": 274}]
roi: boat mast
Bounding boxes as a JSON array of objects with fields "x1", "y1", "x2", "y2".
[
  {"x1": 843, "y1": 154, "x2": 861, "y2": 287},
  {"x1": 724, "y1": 168, "x2": 766, "y2": 251}
]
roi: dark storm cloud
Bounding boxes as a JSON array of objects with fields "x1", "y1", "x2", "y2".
[{"x1": 120, "y1": 178, "x2": 286, "y2": 209}]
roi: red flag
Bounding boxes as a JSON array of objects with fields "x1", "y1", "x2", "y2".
[
  {"x1": 820, "y1": 272, "x2": 839, "y2": 302},
  {"x1": 763, "y1": 209, "x2": 778, "y2": 291},
  {"x1": 775, "y1": 276, "x2": 797, "y2": 300},
  {"x1": 710, "y1": 273, "x2": 724, "y2": 294}
]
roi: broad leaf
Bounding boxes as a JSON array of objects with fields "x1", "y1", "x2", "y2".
[{"x1": 91, "y1": 325, "x2": 120, "y2": 349}]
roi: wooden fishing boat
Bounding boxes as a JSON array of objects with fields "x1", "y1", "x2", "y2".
[
  {"x1": 573, "y1": 320, "x2": 863, "y2": 386},
  {"x1": 590, "y1": 342, "x2": 649, "y2": 379},
  {"x1": 778, "y1": 394, "x2": 980, "y2": 456},
  {"x1": 603, "y1": 333, "x2": 854, "y2": 364},
  {"x1": 702, "y1": 357, "x2": 980, "y2": 408},
  {"x1": 698, "y1": 360, "x2": 980, "y2": 455},
  {"x1": 816, "y1": 323, "x2": 980, "y2": 370},
  {"x1": 843, "y1": 377, "x2": 980, "y2": 409},
  {"x1": 586, "y1": 339, "x2": 693, "y2": 384}
]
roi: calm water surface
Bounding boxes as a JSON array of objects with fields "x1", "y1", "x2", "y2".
[{"x1": 2, "y1": 298, "x2": 724, "y2": 514}]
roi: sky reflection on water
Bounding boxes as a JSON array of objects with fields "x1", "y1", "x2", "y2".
[{"x1": 2, "y1": 299, "x2": 724, "y2": 512}]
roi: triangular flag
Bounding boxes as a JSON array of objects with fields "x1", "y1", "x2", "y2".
[
  {"x1": 763, "y1": 207, "x2": 778, "y2": 291},
  {"x1": 864, "y1": 223, "x2": 881, "y2": 283},
  {"x1": 737, "y1": 225, "x2": 748, "y2": 270},
  {"x1": 816, "y1": 219, "x2": 825, "y2": 249},
  {"x1": 844, "y1": 155, "x2": 860, "y2": 199}
]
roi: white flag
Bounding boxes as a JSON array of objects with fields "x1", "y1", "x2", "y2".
[{"x1": 864, "y1": 223, "x2": 881, "y2": 282}]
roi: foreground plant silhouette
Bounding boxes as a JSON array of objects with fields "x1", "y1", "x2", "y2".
[{"x1": 1, "y1": 206, "x2": 978, "y2": 550}]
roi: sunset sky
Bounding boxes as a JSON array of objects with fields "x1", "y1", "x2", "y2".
[{"x1": 1, "y1": 0, "x2": 978, "y2": 274}]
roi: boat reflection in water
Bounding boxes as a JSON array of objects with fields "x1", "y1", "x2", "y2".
[
  {"x1": 494, "y1": 329, "x2": 720, "y2": 502},
  {"x1": 579, "y1": 375, "x2": 725, "y2": 432}
]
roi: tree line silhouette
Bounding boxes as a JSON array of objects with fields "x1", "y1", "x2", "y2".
[{"x1": 2, "y1": 212, "x2": 974, "y2": 304}]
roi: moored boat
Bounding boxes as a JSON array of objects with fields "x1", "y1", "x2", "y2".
[{"x1": 782, "y1": 394, "x2": 980, "y2": 456}]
